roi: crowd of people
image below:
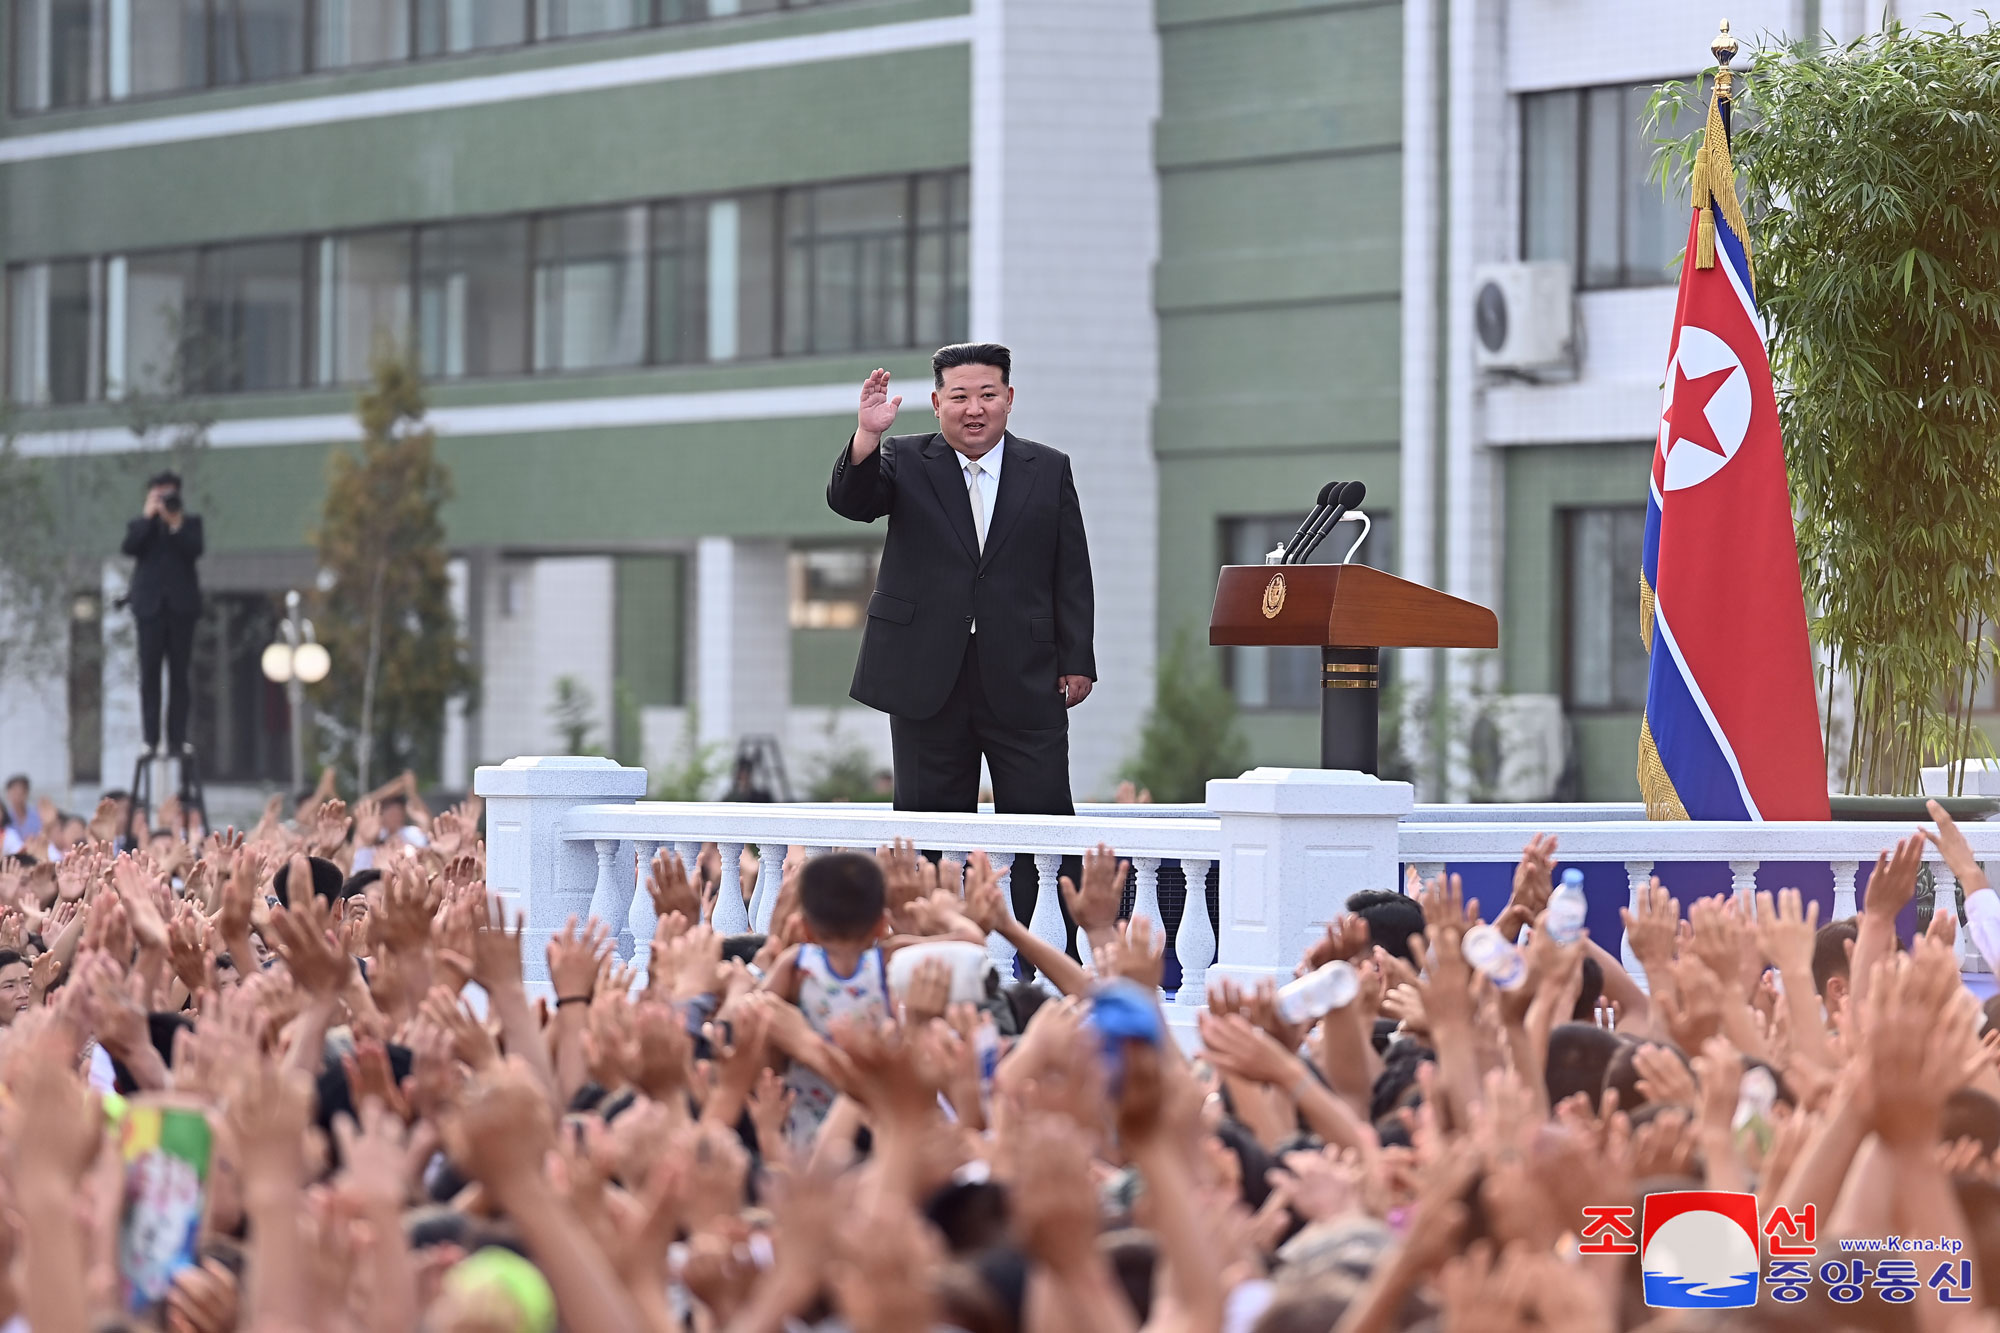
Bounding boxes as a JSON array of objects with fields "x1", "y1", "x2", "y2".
[{"x1": 0, "y1": 766, "x2": 1994, "y2": 1333}]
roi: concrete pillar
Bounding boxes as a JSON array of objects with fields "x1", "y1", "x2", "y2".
[
  {"x1": 693, "y1": 537, "x2": 789, "y2": 757},
  {"x1": 1203, "y1": 767, "x2": 1414, "y2": 991},
  {"x1": 475, "y1": 755, "x2": 647, "y2": 991}
]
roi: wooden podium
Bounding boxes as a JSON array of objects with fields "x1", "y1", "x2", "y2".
[{"x1": 1209, "y1": 564, "x2": 1499, "y2": 773}]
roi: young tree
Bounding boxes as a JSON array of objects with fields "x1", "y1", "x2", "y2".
[
  {"x1": 312, "y1": 347, "x2": 474, "y2": 788},
  {"x1": 1122, "y1": 629, "x2": 1250, "y2": 803}
]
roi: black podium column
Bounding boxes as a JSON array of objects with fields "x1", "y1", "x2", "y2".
[{"x1": 1319, "y1": 647, "x2": 1380, "y2": 773}]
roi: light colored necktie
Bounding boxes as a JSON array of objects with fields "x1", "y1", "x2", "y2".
[{"x1": 965, "y1": 460, "x2": 987, "y2": 551}]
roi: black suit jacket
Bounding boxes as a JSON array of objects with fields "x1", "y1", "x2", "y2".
[
  {"x1": 121, "y1": 515, "x2": 204, "y2": 619},
  {"x1": 828, "y1": 432, "x2": 1094, "y2": 729}
]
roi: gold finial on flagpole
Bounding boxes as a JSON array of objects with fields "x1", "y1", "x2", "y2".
[{"x1": 1711, "y1": 19, "x2": 1738, "y2": 97}]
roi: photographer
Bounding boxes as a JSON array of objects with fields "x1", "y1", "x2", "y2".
[{"x1": 121, "y1": 470, "x2": 203, "y2": 758}]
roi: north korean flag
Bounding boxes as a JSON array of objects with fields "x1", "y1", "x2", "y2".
[{"x1": 1639, "y1": 203, "x2": 1828, "y2": 820}]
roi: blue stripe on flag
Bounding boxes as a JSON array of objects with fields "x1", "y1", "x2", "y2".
[
  {"x1": 1712, "y1": 211, "x2": 1757, "y2": 312},
  {"x1": 1643, "y1": 614, "x2": 1752, "y2": 821},
  {"x1": 1642, "y1": 492, "x2": 1661, "y2": 598}
]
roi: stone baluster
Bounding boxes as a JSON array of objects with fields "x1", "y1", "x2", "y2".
[
  {"x1": 1130, "y1": 857, "x2": 1164, "y2": 939},
  {"x1": 985, "y1": 852, "x2": 1018, "y2": 976},
  {"x1": 1831, "y1": 861, "x2": 1859, "y2": 922},
  {"x1": 627, "y1": 840, "x2": 660, "y2": 971},
  {"x1": 673, "y1": 841, "x2": 701, "y2": 922},
  {"x1": 750, "y1": 843, "x2": 783, "y2": 932},
  {"x1": 1173, "y1": 857, "x2": 1214, "y2": 1007},
  {"x1": 1728, "y1": 860, "x2": 1759, "y2": 914},
  {"x1": 1934, "y1": 861, "x2": 1965, "y2": 966},
  {"x1": 1622, "y1": 860, "x2": 1654, "y2": 988},
  {"x1": 585, "y1": 839, "x2": 634, "y2": 958},
  {"x1": 1029, "y1": 854, "x2": 1066, "y2": 991},
  {"x1": 713, "y1": 842, "x2": 750, "y2": 935}
]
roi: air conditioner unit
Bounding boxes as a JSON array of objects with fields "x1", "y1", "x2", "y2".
[
  {"x1": 1472, "y1": 261, "x2": 1574, "y2": 372},
  {"x1": 1468, "y1": 693, "x2": 1573, "y2": 802}
]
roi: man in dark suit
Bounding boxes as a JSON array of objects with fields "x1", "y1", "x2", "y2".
[
  {"x1": 828, "y1": 343, "x2": 1094, "y2": 815},
  {"x1": 122, "y1": 470, "x2": 204, "y2": 757}
]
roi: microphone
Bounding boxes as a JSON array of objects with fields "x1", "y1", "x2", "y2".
[
  {"x1": 1297, "y1": 481, "x2": 1366, "y2": 563},
  {"x1": 1281, "y1": 482, "x2": 1342, "y2": 564}
]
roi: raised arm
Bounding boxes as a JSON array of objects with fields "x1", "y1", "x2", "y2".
[{"x1": 828, "y1": 369, "x2": 900, "y2": 522}]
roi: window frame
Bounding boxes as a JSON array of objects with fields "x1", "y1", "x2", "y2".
[
  {"x1": 1518, "y1": 81, "x2": 1691, "y2": 292},
  {"x1": 4, "y1": 168, "x2": 972, "y2": 407},
  {"x1": 11, "y1": 0, "x2": 848, "y2": 114},
  {"x1": 1558, "y1": 503, "x2": 1651, "y2": 714}
]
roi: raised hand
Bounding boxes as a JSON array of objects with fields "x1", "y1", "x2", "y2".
[
  {"x1": 1864, "y1": 833, "x2": 1925, "y2": 920},
  {"x1": 1059, "y1": 843, "x2": 1128, "y2": 944},
  {"x1": 646, "y1": 846, "x2": 701, "y2": 923},
  {"x1": 312, "y1": 799, "x2": 352, "y2": 858},
  {"x1": 1753, "y1": 887, "x2": 1820, "y2": 977},
  {"x1": 856, "y1": 367, "x2": 902, "y2": 443},
  {"x1": 1498, "y1": 832, "x2": 1558, "y2": 937},
  {"x1": 111, "y1": 853, "x2": 171, "y2": 952},
  {"x1": 441, "y1": 1058, "x2": 556, "y2": 1190},
  {"x1": 265, "y1": 890, "x2": 352, "y2": 999},
  {"x1": 1926, "y1": 799, "x2": 1991, "y2": 893}
]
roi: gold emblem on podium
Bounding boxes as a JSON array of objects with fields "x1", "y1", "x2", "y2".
[{"x1": 1261, "y1": 572, "x2": 1287, "y2": 619}]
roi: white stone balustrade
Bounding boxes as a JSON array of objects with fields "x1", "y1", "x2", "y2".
[{"x1": 478, "y1": 759, "x2": 2000, "y2": 1006}]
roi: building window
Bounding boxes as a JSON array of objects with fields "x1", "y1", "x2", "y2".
[
  {"x1": 199, "y1": 241, "x2": 308, "y2": 392},
  {"x1": 1521, "y1": 83, "x2": 1692, "y2": 289},
  {"x1": 417, "y1": 219, "x2": 531, "y2": 380},
  {"x1": 537, "y1": 0, "x2": 646, "y2": 39},
  {"x1": 13, "y1": 0, "x2": 839, "y2": 109},
  {"x1": 211, "y1": 0, "x2": 308, "y2": 84},
  {"x1": 9, "y1": 171, "x2": 967, "y2": 406},
  {"x1": 533, "y1": 206, "x2": 648, "y2": 373},
  {"x1": 789, "y1": 544, "x2": 879, "y2": 629},
  {"x1": 315, "y1": 0, "x2": 411, "y2": 68},
  {"x1": 414, "y1": 0, "x2": 528, "y2": 53},
  {"x1": 7, "y1": 260, "x2": 101, "y2": 405},
  {"x1": 1563, "y1": 506, "x2": 1650, "y2": 711},
  {"x1": 1218, "y1": 511, "x2": 1395, "y2": 710},
  {"x1": 315, "y1": 230, "x2": 414, "y2": 386}
]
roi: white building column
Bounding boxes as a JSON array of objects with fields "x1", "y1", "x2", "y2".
[
  {"x1": 1440, "y1": 0, "x2": 1509, "y2": 801},
  {"x1": 970, "y1": 0, "x2": 1160, "y2": 800},
  {"x1": 440, "y1": 557, "x2": 471, "y2": 790},
  {"x1": 694, "y1": 537, "x2": 790, "y2": 758}
]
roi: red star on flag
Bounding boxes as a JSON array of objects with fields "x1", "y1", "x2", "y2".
[{"x1": 1667, "y1": 363, "x2": 1736, "y2": 458}]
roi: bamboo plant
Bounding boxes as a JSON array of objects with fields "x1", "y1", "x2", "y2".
[{"x1": 1653, "y1": 21, "x2": 2000, "y2": 795}]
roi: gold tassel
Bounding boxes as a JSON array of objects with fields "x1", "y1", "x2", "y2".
[
  {"x1": 1696, "y1": 204, "x2": 1716, "y2": 269},
  {"x1": 1639, "y1": 573, "x2": 1657, "y2": 655},
  {"x1": 1638, "y1": 716, "x2": 1691, "y2": 821}
]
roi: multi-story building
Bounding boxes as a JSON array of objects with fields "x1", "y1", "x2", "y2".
[{"x1": 1, "y1": 0, "x2": 1986, "y2": 812}]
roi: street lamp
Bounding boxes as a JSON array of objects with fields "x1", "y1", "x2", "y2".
[{"x1": 262, "y1": 590, "x2": 330, "y2": 793}]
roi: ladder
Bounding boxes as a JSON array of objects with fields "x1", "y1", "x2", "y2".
[{"x1": 130, "y1": 745, "x2": 209, "y2": 843}]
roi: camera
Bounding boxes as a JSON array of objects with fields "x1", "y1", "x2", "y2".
[{"x1": 160, "y1": 491, "x2": 183, "y2": 515}]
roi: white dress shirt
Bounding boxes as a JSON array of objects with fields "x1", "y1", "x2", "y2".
[
  {"x1": 962, "y1": 437, "x2": 1002, "y2": 548},
  {"x1": 963, "y1": 439, "x2": 1003, "y2": 632}
]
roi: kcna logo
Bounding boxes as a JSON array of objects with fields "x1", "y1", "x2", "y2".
[{"x1": 1640, "y1": 1191, "x2": 1762, "y2": 1309}]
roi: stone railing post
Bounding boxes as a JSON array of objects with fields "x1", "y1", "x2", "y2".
[
  {"x1": 476, "y1": 756, "x2": 648, "y2": 992},
  {"x1": 1202, "y1": 767, "x2": 1414, "y2": 997}
]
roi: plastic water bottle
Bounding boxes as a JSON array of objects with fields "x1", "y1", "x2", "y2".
[
  {"x1": 1461, "y1": 923, "x2": 1527, "y2": 990},
  {"x1": 1546, "y1": 868, "x2": 1588, "y2": 945},
  {"x1": 1275, "y1": 961, "x2": 1360, "y2": 1025}
]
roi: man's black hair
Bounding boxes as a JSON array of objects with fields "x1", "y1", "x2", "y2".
[
  {"x1": 0, "y1": 949, "x2": 24, "y2": 972},
  {"x1": 924, "y1": 1179, "x2": 1011, "y2": 1255},
  {"x1": 798, "y1": 852, "x2": 886, "y2": 942},
  {"x1": 1944, "y1": 1087, "x2": 2000, "y2": 1154},
  {"x1": 340, "y1": 868, "x2": 382, "y2": 901},
  {"x1": 1567, "y1": 954, "x2": 1606, "y2": 1022},
  {"x1": 146, "y1": 470, "x2": 182, "y2": 491},
  {"x1": 1545, "y1": 1022, "x2": 1624, "y2": 1109},
  {"x1": 1604, "y1": 1038, "x2": 1689, "y2": 1112},
  {"x1": 932, "y1": 342, "x2": 1012, "y2": 387},
  {"x1": 379, "y1": 792, "x2": 408, "y2": 808},
  {"x1": 3, "y1": 775, "x2": 26, "y2": 790},
  {"x1": 721, "y1": 933, "x2": 766, "y2": 966},
  {"x1": 273, "y1": 855, "x2": 345, "y2": 907},
  {"x1": 1344, "y1": 889, "x2": 1425, "y2": 962}
]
